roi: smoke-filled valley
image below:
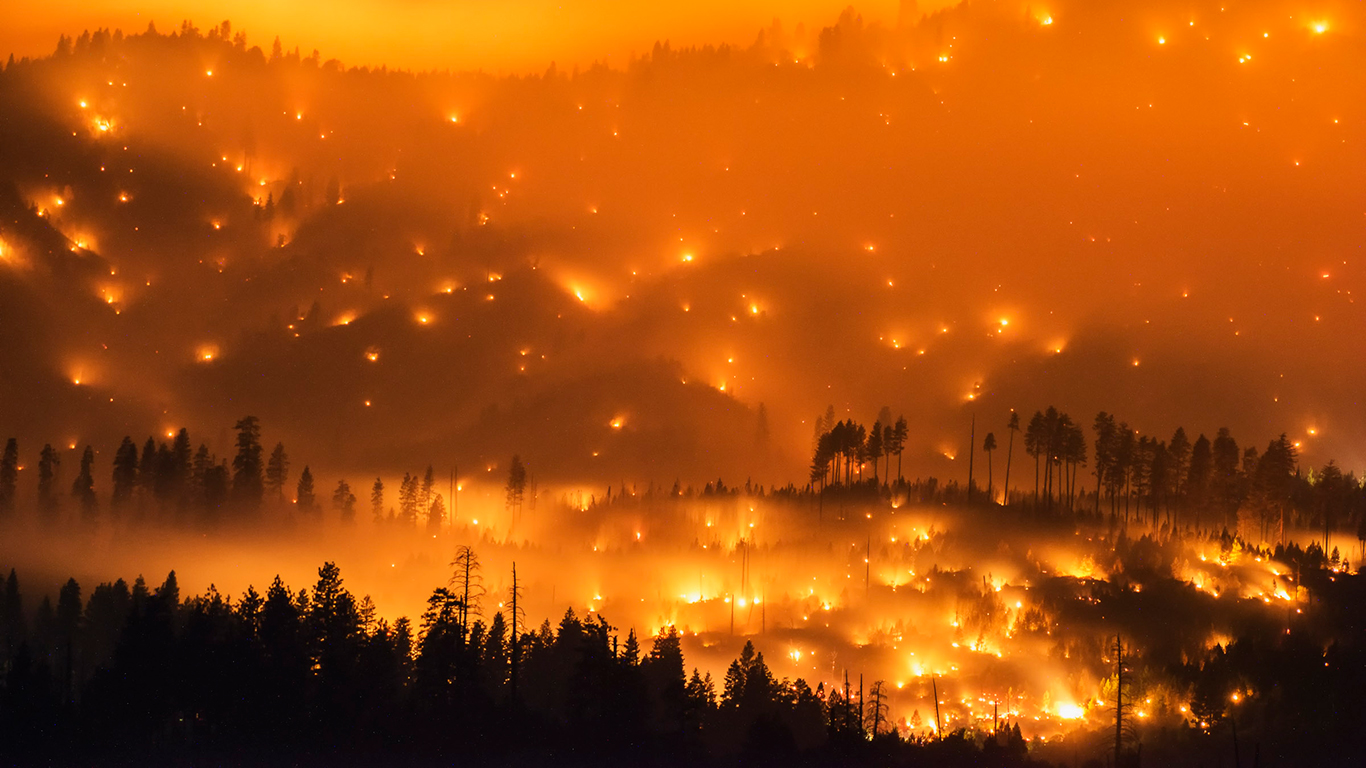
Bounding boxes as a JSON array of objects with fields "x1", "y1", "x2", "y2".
[{"x1": 4, "y1": 2, "x2": 1366, "y2": 765}]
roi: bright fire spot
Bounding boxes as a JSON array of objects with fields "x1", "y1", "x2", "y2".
[
  {"x1": 1313, "y1": 22, "x2": 1329, "y2": 34},
  {"x1": 610, "y1": 418, "x2": 624, "y2": 429},
  {"x1": 197, "y1": 345, "x2": 219, "y2": 362},
  {"x1": 1056, "y1": 703, "x2": 1085, "y2": 720}
]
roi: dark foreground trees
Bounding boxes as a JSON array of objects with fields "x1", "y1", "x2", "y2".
[
  {"x1": 2, "y1": 550, "x2": 1359, "y2": 767},
  {"x1": 0, "y1": 560, "x2": 1048, "y2": 767}
]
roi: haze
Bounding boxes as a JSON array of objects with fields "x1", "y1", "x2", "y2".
[
  {"x1": 0, "y1": 1, "x2": 926, "y2": 72},
  {"x1": 2, "y1": 1, "x2": 1365, "y2": 759}
]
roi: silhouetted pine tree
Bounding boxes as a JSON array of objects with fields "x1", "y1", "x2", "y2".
[
  {"x1": 0, "y1": 438, "x2": 18, "y2": 516},
  {"x1": 71, "y1": 446, "x2": 96, "y2": 518},
  {"x1": 231, "y1": 416, "x2": 265, "y2": 511}
]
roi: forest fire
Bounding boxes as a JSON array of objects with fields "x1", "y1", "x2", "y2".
[{"x1": 3, "y1": 0, "x2": 1366, "y2": 765}]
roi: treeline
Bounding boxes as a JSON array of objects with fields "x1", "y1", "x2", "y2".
[
  {"x1": 0, "y1": 417, "x2": 454, "y2": 529},
  {"x1": 808, "y1": 405, "x2": 1366, "y2": 549},
  {"x1": 0, "y1": 556, "x2": 1037, "y2": 767}
]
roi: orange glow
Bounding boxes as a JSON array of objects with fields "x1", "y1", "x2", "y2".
[{"x1": 2, "y1": 4, "x2": 1366, "y2": 751}]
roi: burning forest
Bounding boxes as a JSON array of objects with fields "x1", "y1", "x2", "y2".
[{"x1": 3, "y1": 1, "x2": 1366, "y2": 766}]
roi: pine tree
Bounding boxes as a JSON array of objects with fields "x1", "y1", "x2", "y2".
[
  {"x1": 1212, "y1": 427, "x2": 1241, "y2": 528},
  {"x1": 138, "y1": 437, "x2": 158, "y2": 501},
  {"x1": 296, "y1": 466, "x2": 316, "y2": 516},
  {"x1": 505, "y1": 455, "x2": 527, "y2": 514},
  {"x1": 37, "y1": 444, "x2": 60, "y2": 516},
  {"x1": 113, "y1": 437, "x2": 140, "y2": 508},
  {"x1": 892, "y1": 416, "x2": 908, "y2": 486},
  {"x1": 867, "y1": 421, "x2": 884, "y2": 485},
  {"x1": 398, "y1": 473, "x2": 418, "y2": 524},
  {"x1": 983, "y1": 432, "x2": 997, "y2": 502},
  {"x1": 71, "y1": 446, "x2": 96, "y2": 517},
  {"x1": 427, "y1": 494, "x2": 445, "y2": 531},
  {"x1": 231, "y1": 416, "x2": 265, "y2": 510},
  {"x1": 370, "y1": 478, "x2": 384, "y2": 523},
  {"x1": 166, "y1": 429, "x2": 192, "y2": 505},
  {"x1": 1004, "y1": 412, "x2": 1020, "y2": 505},
  {"x1": 266, "y1": 443, "x2": 289, "y2": 502},
  {"x1": 0, "y1": 439, "x2": 19, "y2": 516},
  {"x1": 420, "y1": 466, "x2": 435, "y2": 514},
  {"x1": 332, "y1": 480, "x2": 356, "y2": 522}
]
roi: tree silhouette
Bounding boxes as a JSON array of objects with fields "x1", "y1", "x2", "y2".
[
  {"x1": 296, "y1": 466, "x2": 316, "y2": 516},
  {"x1": 1212, "y1": 428, "x2": 1241, "y2": 529},
  {"x1": 265, "y1": 442, "x2": 289, "y2": 502},
  {"x1": 1169, "y1": 427, "x2": 1191, "y2": 515},
  {"x1": 865, "y1": 679, "x2": 889, "y2": 736},
  {"x1": 1063, "y1": 419, "x2": 1087, "y2": 513},
  {"x1": 332, "y1": 479, "x2": 356, "y2": 522},
  {"x1": 507, "y1": 561, "x2": 525, "y2": 702},
  {"x1": 427, "y1": 494, "x2": 445, "y2": 531},
  {"x1": 71, "y1": 446, "x2": 96, "y2": 518},
  {"x1": 1186, "y1": 433, "x2": 1213, "y2": 529},
  {"x1": 165, "y1": 429, "x2": 192, "y2": 507},
  {"x1": 370, "y1": 478, "x2": 384, "y2": 523},
  {"x1": 37, "y1": 444, "x2": 60, "y2": 517},
  {"x1": 1026, "y1": 412, "x2": 1044, "y2": 506},
  {"x1": 450, "y1": 546, "x2": 483, "y2": 633},
  {"x1": 505, "y1": 455, "x2": 527, "y2": 514},
  {"x1": 1093, "y1": 412, "x2": 1117, "y2": 514},
  {"x1": 1003, "y1": 412, "x2": 1020, "y2": 506},
  {"x1": 867, "y1": 421, "x2": 884, "y2": 485},
  {"x1": 420, "y1": 465, "x2": 435, "y2": 517},
  {"x1": 1251, "y1": 434, "x2": 1298, "y2": 543},
  {"x1": 231, "y1": 416, "x2": 265, "y2": 510},
  {"x1": 137, "y1": 437, "x2": 157, "y2": 503},
  {"x1": 398, "y1": 473, "x2": 418, "y2": 524},
  {"x1": 892, "y1": 416, "x2": 908, "y2": 486},
  {"x1": 0, "y1": 439, "x2": 17, "y2": 516},
  {"x1": 982, "y1": 432, "x2": 997, "y2": 503}
]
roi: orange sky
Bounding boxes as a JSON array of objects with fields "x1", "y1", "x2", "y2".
[{"x1": 0, "y1": 0, "x2": 929, "y2": 72}]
